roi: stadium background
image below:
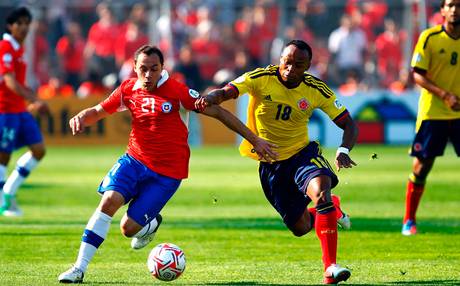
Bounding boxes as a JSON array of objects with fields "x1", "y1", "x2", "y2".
[{"x1": 0, "y1": 0, "x2": 442, "y2": 146}]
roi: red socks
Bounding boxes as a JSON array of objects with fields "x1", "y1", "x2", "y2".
[
  {"x1": 315, "y1": 202, "x2": 337, "y2": 270},
  {"x1": 404, "y1": 180, "x2": 425, "y2": 223}
]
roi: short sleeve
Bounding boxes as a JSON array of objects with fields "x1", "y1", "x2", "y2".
[
  {"x1": 411, "y1": 30, "x2": 431, "y2": 71},
  {"x1": 319, "y1": 91, "x2": 349, "y2": 123},
  {"x1": 228, "y1": 71, "x2": 255, "y2": 96},
  {"x1": 179, "y1": 84, "x2": 200, "y2": 111},
  {"x1": 0, "y1": 43, "x2": 14, "y2": 75},
  {"x1": 100, "y1": 86, "x2": 125, "y2": 114}
]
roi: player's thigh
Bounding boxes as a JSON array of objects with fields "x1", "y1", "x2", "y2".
[
  {"x1": 411, "y1": 120, "x2": 449, "y2": 158},
  {"x1": 16, "y1": 112, "x2": 43, "y2": 150},
  {"x1": 127, "y1": 173, "x2": 181, "y2": 227},
  {"x1": 98, "y1": 154, "x2": 145, "y2": 204},
  {"x1": 294, "y1": 141, "x2": 338, "y2": 197},
  {"x1": 448, "y1": 119, "x2": 460, "y2": 156},
  {"x1": 259, "y1": 158, "x2": 309, "y2": 230},
  {"x1": 0, "y1": 113, "x2": 20, "y2": 154}
]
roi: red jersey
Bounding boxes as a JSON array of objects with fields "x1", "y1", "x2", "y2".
[
  {"x1": 0, "y1": 33, "x2": 27, "y2": 113},
  {"x1": 100, "y1": 71, "x2": 200, "y2": 179}
]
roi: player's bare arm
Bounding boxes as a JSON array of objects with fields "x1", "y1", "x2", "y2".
[
  {"x1": 69, "y1": 104, "x2": 109, "y2": 135},
  {"x1": 3, "y1": 72, "x2": 49, "y2": 113},
  {"x1": 413, "y1": 68, "x2": 460, "y2": 111},
  {"x1": 334, "y1": 115, "x2": 358, "y2": 171},
  {"x1": 201, "y1": 104, "x2": 278, "y2": 162},
  {"x1": 195, "y1": 85, "x2": 238, "y2": 110}
]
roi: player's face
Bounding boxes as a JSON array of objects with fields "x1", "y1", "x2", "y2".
[
  {"x1": 278, "y1": 45, "x2": 311, "y2": 86},
  {"x1": 7, "y1": 17, "x2": 31, "y2": 44},
  {"x1": 134, "y1": 53, "x2": 163, "y2": 92},
  {"x1": 442, "y1": 0, "x2": 460, "y2": 25}
]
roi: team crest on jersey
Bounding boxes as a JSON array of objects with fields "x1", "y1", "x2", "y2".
[
  {"x1": 161, "y1": 102, "x2": 172, "y2": 113},
  {"x1": 334, "y1": 99, "x2": 343, "y2": 109},
  {"x1": 189, "y1": 89, "x2": 200, "y2": 98},
  {"x1": 298, "y1": 98, "x2": 309, "y2": 111}
]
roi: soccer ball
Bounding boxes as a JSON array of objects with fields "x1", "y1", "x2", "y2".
[{"x1": 147, "y1": 243, "x2": 186, "y2": 281}]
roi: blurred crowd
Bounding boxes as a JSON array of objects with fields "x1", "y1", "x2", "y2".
[{"x1": 3, "y1": 0, "x2": 445, "y2": 100}]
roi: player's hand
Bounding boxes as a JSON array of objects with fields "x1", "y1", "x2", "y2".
[
  {"x1": 442, "y1": 92, "x2": 460, "y2": 111},
  {"x1": 335, "y1": 153, "x2": 357, "y2": 171},
  {"x1": 69, "y1": 113, "x2": 85, "y2": 135},
  {"x1": 194, "y1": 96, "x2": 209, "y2": 112},
  {"x1": 28, "y1": 100, "x2": 49, "y2": 114},
  {"x1": 251, "y1": 138, "x2": 279, "y2": 162}
]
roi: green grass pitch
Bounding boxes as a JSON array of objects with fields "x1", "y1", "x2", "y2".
[{"x1": 0, "y1": 145, "x2": 459, "y2": 285}]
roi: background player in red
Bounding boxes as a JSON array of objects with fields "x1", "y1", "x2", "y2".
[
  {"x1": 58, "y1": 45, "x2": 276, "y2": 283},
  {"x1": 0, "y1": 7, "x2": 48, "y2": 217}
]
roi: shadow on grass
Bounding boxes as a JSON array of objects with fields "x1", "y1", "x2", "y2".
[{"x1": 165, "y1": 217, "x2": 459, "y2": 234}]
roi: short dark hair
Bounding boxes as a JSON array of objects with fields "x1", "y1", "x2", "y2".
[
  {"x1": 5, "y1": 7, "x2": 32, "y2": 33},
  {"x1": 285, "y1": 39, "x2": 313, "y2": 61},
  {"x1": 134, "y1": 45, "x2": 164, "y2": 65}
]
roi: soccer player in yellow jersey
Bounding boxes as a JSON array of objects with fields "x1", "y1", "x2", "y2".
[
  {"x1": 402, "y1": 0, "x2": 460, "y2": 236},
  {"x1": 196, "y1": 40, "x2": 358, "y2": 284}
]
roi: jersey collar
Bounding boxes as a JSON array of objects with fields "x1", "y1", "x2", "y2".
[
  {"x1": 2, "y1": 33, "x2": 21, "y2": 51},
  {"x1": 132, "y1": 70, "x2": 170, "y2": 91}
]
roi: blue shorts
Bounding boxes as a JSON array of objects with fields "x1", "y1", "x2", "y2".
[
  {"x1": 0, "y1": 112, "x2": 43, "y2": 153},
  {"x1": 259, "y1": 141, "x2": 338, "y2": 228},
  {"x1": 411, "y1": 119, "x2": 460, "y2": 158},
  {"x1": 98, "y1": 154, "x2": 181, "y2": 227}
]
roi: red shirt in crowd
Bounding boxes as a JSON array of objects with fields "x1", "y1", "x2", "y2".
[
  {"x1": 100, "y1": 72, "x2": 200, "y2": 179},
  {"x1": 56, "y1": 35, "x2": 85, "y2": 73},
  {"x1": 0, "y1": 33, "x2": 27, "y2": 113},
  {"x1": 87, "y1": 22, "x2": 120, "y2": 57}
]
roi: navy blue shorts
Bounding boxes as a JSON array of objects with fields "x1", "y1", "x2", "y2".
[
  {"x1": 0, "y1": 112, "x2": 43, "y2": 153},
  {"x1": 98, "y1": 154, "x2": 181, "y2": 227},
  {"x1": 411, "y1": 119, "x2": 460, "y2": 158},
  {"x1": 259, "y1": 141, "x2": 338, "y2": 228}
]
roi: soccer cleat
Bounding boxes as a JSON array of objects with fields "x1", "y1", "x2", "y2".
[
  {"x1": 337, "y1": 213, "x2": 351, "y2": 230},
  {"x1": 402, "y1": 219, "x2": 417, "y2": 236},
  {"x1": 332, "y1": 194, "x2": 351, "y2": 230},
  {"x1": 0, "y1": 194, "x2": 23, "y2": 217},
  {"x1": 323, "y1": 264, "x2": 351, "y2": 284},
  {"x1": 131, "y1": 214, "x2": 162, "y2": 250},
  {"x1": 58, "y1": 266, "x2": 84, "y2": 283}
]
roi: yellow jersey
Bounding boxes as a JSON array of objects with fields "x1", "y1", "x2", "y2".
[
  {"x1": 229, "y1": 65, "x2": 348, "y2": 161},
  {"x1": 411, "y1": 25, "x2": 460, "y2": 131}
]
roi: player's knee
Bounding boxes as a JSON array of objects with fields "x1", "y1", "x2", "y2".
[
  {"x1": 120, "y1": 222, "x2": 137, "y2": 237},
  {"x1": 290, "y1": 225, "x2": 310, "y2": 237},
  {"x1": 31, "y1": 148, "x2": 46, "y2": 161}
]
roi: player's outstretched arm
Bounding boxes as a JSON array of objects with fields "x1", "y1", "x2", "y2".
[
  {"x1": 334, "y1": 115, "x2": 358, "y2": 171},
  {"x1": 69, "y1": 104, "x2": 109, "y2": 135},
  {"x1": 413, "y1": 69, "x2": 460, "y2": 111},
  {"x1": 201, "y1": 104, "x2": 278, "y2": 162},
  {"x1": 195, "y1": 86, "x2": 238, "y2": 111}
]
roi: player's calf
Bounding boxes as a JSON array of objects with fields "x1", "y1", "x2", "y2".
[{"x1": 131, "y1": 214, "x2": 162, "y2": 249}]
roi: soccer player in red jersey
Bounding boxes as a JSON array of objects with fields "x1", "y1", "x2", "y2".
[
  {"x1": 0, "y1": 7, "x2": 48, "y2": 217},
  {"x1": 58, "y1": 45, "x2": 276, "y2": 283},
  {"x1": 403, "y1": 0, "x2": 460, "y2": 236}
]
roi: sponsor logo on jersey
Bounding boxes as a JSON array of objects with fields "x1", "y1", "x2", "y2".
[
  {"x1": 234, "y1": 75, "x2": 245, "y2": 84},
  {"x1": 334, "y1": 99, "x2": 343, "y2": 109},
  {"x1": 298, "y1": 98, "x2": 309, "y2": 111},
  {"x1": 161, "y1": 102, "x2": 172, "y2": 113},
  {"x1": 189, "y1": 89, "x2": 200, "y2": 98}
]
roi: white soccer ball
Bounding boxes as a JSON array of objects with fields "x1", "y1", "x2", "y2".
[{"x1": 147, "y1": 242, "x2": 186, "y2": 281}]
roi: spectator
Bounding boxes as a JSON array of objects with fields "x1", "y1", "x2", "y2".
[
  {"x1": 77, "y1": 70, "x2": 110, "y2": 99},
  {"x1": 173, "y1": 45, "x2": 203, "y2": 92},
  {"x1": 38, "y1": 73, "x2": 75, "y2": 100},
  {"x1": 375, "y1": 19, "x2": 403, "y2": 88},
  {"x1": 84, "y1": 2, "x2": 120, "y2": 78},
  {"x1": 328, "y1": 14, "x2": 367, "y2": 86},
  {"x1": 115, "y1": 20, "x2": 148, "y2": 69},
  {"x1": 56, "y1": 21, "x2": 85, "y2": 90}
]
